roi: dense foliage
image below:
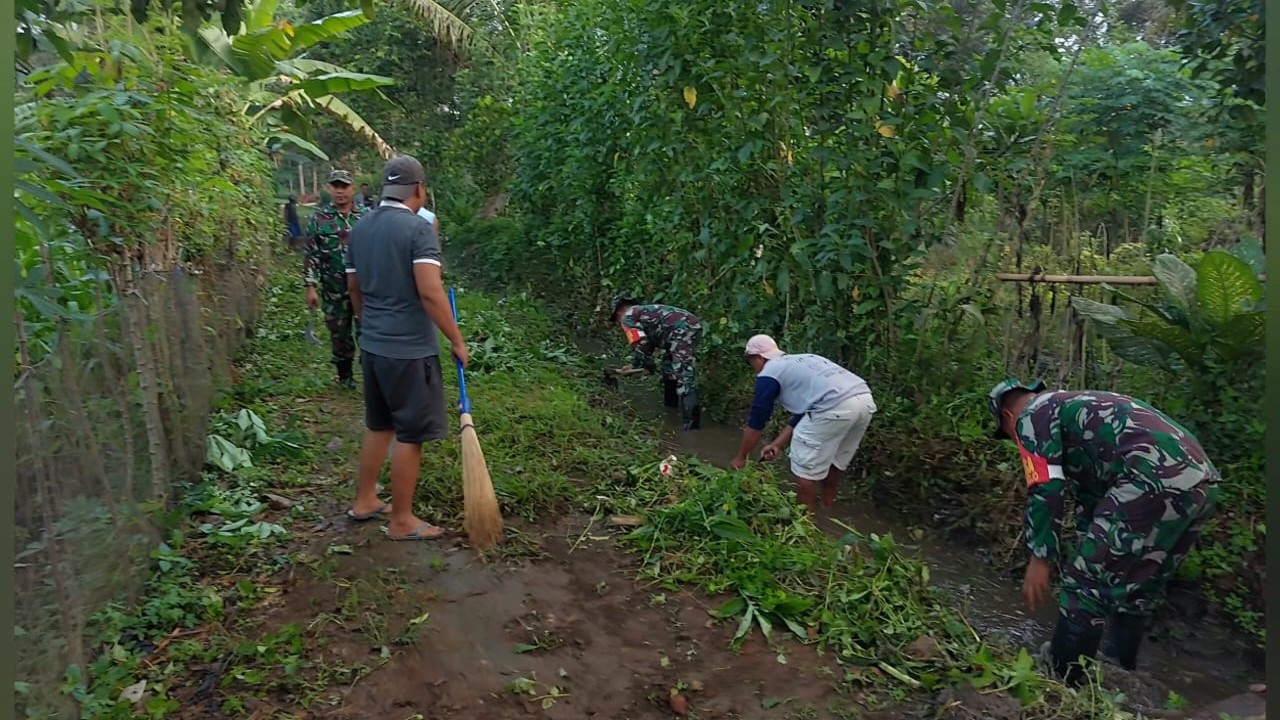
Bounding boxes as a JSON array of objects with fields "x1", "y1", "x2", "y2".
[
  {"x1": 427, "y1": 0, "x2": 1265, "y2": 642},
  {"x1": 15, "y1": 7, "x2": 293, "y2": 714}
]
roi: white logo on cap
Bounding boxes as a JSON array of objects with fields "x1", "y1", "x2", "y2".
[{"x1": 388, "y1": 174, "x2": 401, "y2": 181}]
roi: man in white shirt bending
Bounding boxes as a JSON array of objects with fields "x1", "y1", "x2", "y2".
[{"x1": 730, "y1": 335, "x2": 877, "y2": 512}]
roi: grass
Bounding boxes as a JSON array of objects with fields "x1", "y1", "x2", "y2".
[{"x1": 29, "y1": 254, "x2": 1144, "y2": 720}]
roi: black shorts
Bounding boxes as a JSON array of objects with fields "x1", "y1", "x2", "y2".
[{"x1": 360, "y1": 352, "x2": 449, "y2": 444}]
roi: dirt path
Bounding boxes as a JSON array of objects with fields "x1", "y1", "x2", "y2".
[{"x1": 209, "y1": 504, "x2": 914, "y2": 720}]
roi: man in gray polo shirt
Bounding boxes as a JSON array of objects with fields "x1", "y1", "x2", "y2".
[
  {"x1": 343, "y1": 155, "x2": 470, "y2": 541},
  {"x1": 730, "y1": 335, "x2": 877, "y2": 512}
]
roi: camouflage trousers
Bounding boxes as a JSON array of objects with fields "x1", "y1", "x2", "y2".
[
  {"x1": 320, "y1": 284, "x2": 359, "y2": 374},
  {"x1": 658, "y1": 325, "x2": 702, "y2": 397},
  {"x1": 1059, "y1": 479, "x2": 1219, "y2": 626}
]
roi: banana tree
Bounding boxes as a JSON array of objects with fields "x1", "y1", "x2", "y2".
[
  {"x1": 1070, "y1": 244, "x2": 1265, "y2": 376},
  {"x1": 195, "y1": 0, "x2": 398, "y2": 159},
  {"x1": 397, "y1": 0, "x2": 482, "y2": 57}
]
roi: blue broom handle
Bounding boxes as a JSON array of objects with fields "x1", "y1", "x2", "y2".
[{"x1": 447, "y1": 287, "x2": 471, "y2": 416}]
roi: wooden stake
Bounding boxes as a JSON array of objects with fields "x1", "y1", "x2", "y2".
[{"x1": 995, "y1": 272, "x2": 1267, "y2": 285}]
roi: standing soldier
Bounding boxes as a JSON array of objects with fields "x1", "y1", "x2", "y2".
[
  {"x1": 988, "y1": 380, "x2": 1220, "y2": 686},
  {"x1": 608, "y1": 296, "x2": 703, "y2": 430},
  {"x1": 303, "y1": 169, "x2": 365, "y2": 388}
]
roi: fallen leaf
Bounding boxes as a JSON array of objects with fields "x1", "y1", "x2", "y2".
[
  {"x1": 119, "y1": 680, "x2": 147, "y2": 704},
  {"x1": 904, "y1": 635, "x2": 942, "y2": 662},
  {"x1": 263, "y1": 493, "x2": 296, "y2": 511},
  {"x1": 682, "y1": 86, "x2": 697, "y2": 109}
]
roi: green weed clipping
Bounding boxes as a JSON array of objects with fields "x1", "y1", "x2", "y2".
[{"x1": 596, "y1": 457, "x2": 1127, "y2": 717}]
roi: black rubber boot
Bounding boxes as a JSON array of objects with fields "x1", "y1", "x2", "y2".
[
  {"x1": 663, "y1": 377, "x2": 679, "y2": 408},
  {"x1": 1048, "y1": 613, "x2": 1105, "y2": 687},
  {"x1": 336, "y1": 359, "x2": 355, "y2": 390},
  {"x1": 1102, "y1": 613, "x2": 1145, "y2": 671},
  {"x1": 679, "y1": 391, "x2": 702, "y2": 431}
]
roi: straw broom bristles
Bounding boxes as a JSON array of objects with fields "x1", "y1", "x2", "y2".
[{"x1": 459, "y1": 411, "x2": 503, "y2": 551}]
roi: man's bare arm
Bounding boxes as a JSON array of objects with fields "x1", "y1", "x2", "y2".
[
  {"x1": 412, "y1": 263, "x2": 465, "y2": 349},
  {"x1": 346, "y1": 271, "x2": 362, "y2": 318}
]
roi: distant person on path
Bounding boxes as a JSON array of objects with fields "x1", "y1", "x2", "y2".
[
  {"x1": 988, "y1": 380, "x2": 1220, "y2": 686},
  {"x1": 302, "y1": 170, "x2": 365, "y2": 389},
  {"x1": 730, "y1": 335, "x2": 877, "y2": 513},
  {"x1": 343, "y1": 155, "x2": 470, "y2": 541},
  {"x1": 284, "y1": 195, "x2": 301, "y2": 248},
  {"x1": 608, "y1": 296, "x2": 703, "y2": 430},
  {"x1": 356, "y1": 182, "x2": 377, "y2": 210}
]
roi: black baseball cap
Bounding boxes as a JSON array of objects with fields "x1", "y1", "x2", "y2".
[{"x1": 381, "y1": 155, "x2": 425, "y2": 201}]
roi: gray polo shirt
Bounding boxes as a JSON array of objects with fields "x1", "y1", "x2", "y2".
[{"x1": 344, "y1": 200, "x2": 443, "y2": 360}]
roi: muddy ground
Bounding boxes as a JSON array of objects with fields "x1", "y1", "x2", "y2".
[{"x1": 188, "y1": 508, "x2": 919, "y2": 720}]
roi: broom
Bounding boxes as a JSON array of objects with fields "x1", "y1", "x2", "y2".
[{"x1": 448, "y1": 287, "x2": 504, "y2": 551}]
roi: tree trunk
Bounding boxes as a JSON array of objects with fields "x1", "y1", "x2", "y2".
[
  {"x1": 1242, "y1": 165, "x2": 1255, "y2": 214},
  {"x1": 17, "y1": 309, "x2": 85, "y2": 714},
  {"x1": 1255, "y1": 173, "x2": 1266, "y2": 239},
  {"x1": 143, "y1": 272, "x2": 183, "y2": 473},
  {"x1": 50, "y1": 309, "x2": 136, "y2": 600},
  {"x1": 113, "y1": 261, "x2": 172, "y2": 508}
]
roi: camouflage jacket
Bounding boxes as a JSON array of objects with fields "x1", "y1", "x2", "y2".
[
  {"x1": 1014, "y1": 390, "x2": 1218, "y2": 561},
  {"x1": 303, "y1": 203, "x2": 364, "y2": 289},
  {"x1": 619, "y1": 304, "x2": 701, "y2": 370}
]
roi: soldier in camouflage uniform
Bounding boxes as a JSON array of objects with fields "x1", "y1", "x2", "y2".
[
  {"x1": 989, "y1": 379, "x2": 1220, "y2": 686},
  {"x1": 303, "y1": 170, "x2": 366, "y2": 388},
  {"x1": 609, "y1": 296, "x2": 703, "y2": 430}
]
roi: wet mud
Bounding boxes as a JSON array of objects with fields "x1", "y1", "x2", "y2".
[{"x1": 200, "y1": 511, "x2": 934, "y2": 720}]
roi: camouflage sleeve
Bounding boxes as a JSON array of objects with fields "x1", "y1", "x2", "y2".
[
  {"x1": 620, "y1": 315, "x2": 655, "y2": 368},
  {"x1": 1024, "y1": 479, "x2": 1067, "y2": 560},
  {"x1": 1016, "y1": 409, "x2": 1067, "y2": 561},
  {"x1": 302, "y1": 217, "x2": 320, "y2": 287}
]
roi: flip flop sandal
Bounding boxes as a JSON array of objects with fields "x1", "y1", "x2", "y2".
[
  {"x1": 346, "y1": 503, "x2": 390, "y2": 521},
  {"x1": 387, "y1": 523, "x2": 445, "y2": 541}
]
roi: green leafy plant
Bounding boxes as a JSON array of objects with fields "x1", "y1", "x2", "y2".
[
  {"x1": 206, "y1": 436, "x2": 255, "y2": 474},
  {"x1": 1070, "y1": 246, "x2": 1264, "y2": 375},
  {"x1": 194, "y1": 0, "x2": 397, "y2": 158}
]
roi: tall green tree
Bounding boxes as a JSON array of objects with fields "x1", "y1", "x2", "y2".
[{"x1": 194, "y1": 0, "x2": 398, "y2": 158}]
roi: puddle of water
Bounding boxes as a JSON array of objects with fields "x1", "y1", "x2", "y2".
[{"x1": 588, "y1": 351, "x2": 1259, "y2": 707}]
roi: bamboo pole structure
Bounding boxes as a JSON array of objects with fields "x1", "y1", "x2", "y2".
[{"x1": 995, "y1": 272, "x2": 1267, "y2": 285}]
